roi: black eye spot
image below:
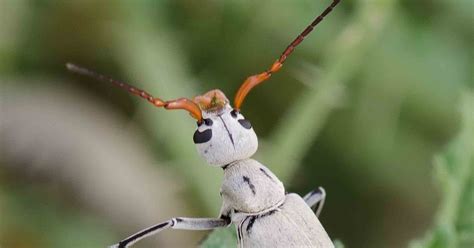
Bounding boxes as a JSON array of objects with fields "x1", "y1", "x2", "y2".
[
  {"x1": 238, "y1": 119, "x2": 252, "y2": 129},
  {"x1": 231, "y1": 109, "x2": 239, "y2": 118},
  {"x1": 204, "y1": 118, "x2": 213, "y2": 126},
  {"x1": 193, "y1": 129, "x2": 212, "y2": 144}
]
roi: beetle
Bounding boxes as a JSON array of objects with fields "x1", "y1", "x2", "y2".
[{"x1": 67, "y1": 1, "x2": 341, "y2": 247}]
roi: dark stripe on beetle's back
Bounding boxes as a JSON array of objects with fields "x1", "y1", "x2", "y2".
[
  {"x1": 245, "y1": 209, "x2": 277, "y2": 235},
  {"x1": 259, "y1": 168, "x2": 274, "y2": 181},
  {"x1": 245, "y1": 216, "x2": 257, "y2": 234},
  {"x1": 243, "y1": 176, "x2": 256, "y2": 195}
]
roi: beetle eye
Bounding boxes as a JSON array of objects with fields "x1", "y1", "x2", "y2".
[
  {"x1": 193, "y1": 129, "x2": 212, "y2": 144},
  {"x1": 204, "y1": 118, "x2": 213, "y2": 126},
  {"x1": 238, "y1": 119, "x2": 252, "y2": 129},
  {"x1": 230, "y1": 109, "x2": 239, "y2": 118}
]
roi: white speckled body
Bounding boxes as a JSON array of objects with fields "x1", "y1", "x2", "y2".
[
  {"x1": 219, "y1": 159, "x2": 334, "y2": 248},
  {"x1": 109, "y1": 102, "x2": 334, "y2": 248}
]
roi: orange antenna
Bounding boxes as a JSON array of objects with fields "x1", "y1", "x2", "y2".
[
  {"x1": 233, "y1": 0, "x2": 341, "y2": 111},
  {"x1": 66, "y1": 63, "x2": 203, "y2": 123}
]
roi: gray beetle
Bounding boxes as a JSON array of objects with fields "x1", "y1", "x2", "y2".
[{"x1": 67, "y1": 1, "x2": 341, "y2": 247}]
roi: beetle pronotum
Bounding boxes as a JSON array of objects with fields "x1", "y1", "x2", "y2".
[{"x1": 67, "y1": 1, "x2": 341, "y2": 247}]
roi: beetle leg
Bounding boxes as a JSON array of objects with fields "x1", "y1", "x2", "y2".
[
  {"x1": 303, "y1": 186, "x2": 326, "y2": 217},
  {"x1": 110, "y1": 217, "x2": 231, "y2": 248}
]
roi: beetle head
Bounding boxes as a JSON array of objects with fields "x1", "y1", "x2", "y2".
[{"x1": 192, "y1": 89, "x2": 258, "y2": 167}]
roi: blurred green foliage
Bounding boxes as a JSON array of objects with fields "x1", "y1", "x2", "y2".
[
  {"x1": 1, "y1": 0, "x2": 472, "y2": 248},
  {"x1": 0, "y1": 186, "x2": 115, "y2": 248},
  {"x1": 410, "y1": 94, "x2": 474, "y2": 248}
]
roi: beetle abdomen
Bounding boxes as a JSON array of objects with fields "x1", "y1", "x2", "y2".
[{"x1": 238, "y1": 193, "x2": 334, "y2": 248}]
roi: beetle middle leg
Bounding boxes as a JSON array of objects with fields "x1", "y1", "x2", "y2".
[
  {"x1": 303, "y1": 186, "x2": 326, "y2": 217},
  {"x1": 110, "y1": 217, "x2": 231, "y2": 248}
]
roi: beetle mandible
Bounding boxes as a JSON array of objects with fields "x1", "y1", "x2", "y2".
[{"x1": 67, "y1": 1, "x2": 341, "y2": 247}]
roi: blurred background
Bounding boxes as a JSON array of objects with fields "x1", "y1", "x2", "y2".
[{"x1": 1, "y1": 0, "x2": 472, "y2": 248}]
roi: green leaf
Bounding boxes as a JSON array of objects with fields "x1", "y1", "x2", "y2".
[
  {"x1": 334, "y1": 239, "x2": 346, "y2": 248},
  {"x1": 199, "y1": 228, "x2": 237, "y2": 248}
]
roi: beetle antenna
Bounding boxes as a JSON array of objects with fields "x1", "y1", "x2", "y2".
[
  {"x1": 66, "y1": 63, "x2": 203, "y2": 122},
  {"x1": 233, "y1": 0, "x2": 341, "y2": 110},
  {"x1": 66, "y1": 63, "x2": 165, "y2": 107},
  {"x1": 277, "y1": 0, "x2": 340, "y2": 65}
]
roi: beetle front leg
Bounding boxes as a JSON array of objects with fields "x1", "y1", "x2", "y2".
[
  {"x1": 110, "y1": 217, "x2": 231, "y2": 248},
  {"x1": 303, "y1": 186, "x2": 326, "y2": 217}
]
